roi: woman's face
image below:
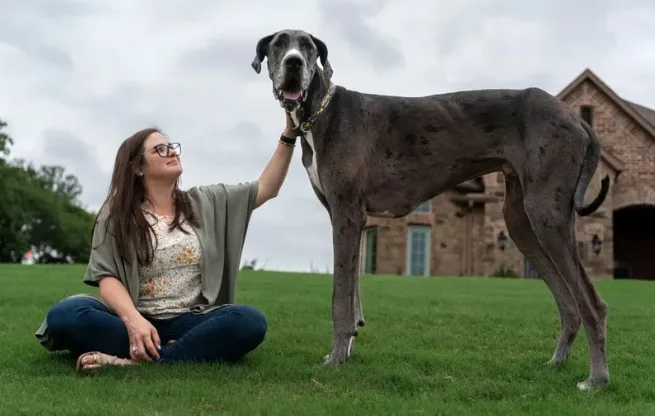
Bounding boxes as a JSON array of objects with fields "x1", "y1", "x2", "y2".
[{"x1": 140, "y1": 132, "x2": 183, "y2": 181}]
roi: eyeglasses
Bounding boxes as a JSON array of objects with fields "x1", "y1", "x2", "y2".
[{"x1": 144, "y1": 142, "x2": 181, "y2": 158}]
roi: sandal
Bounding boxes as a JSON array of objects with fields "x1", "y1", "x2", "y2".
[{"x1": 75, "y1": 351, "x2": 136, "y2": 371}]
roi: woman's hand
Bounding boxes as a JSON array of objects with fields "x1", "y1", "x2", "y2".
[
  {"x1": 125, "y1": 313, "x2": 161, "y2": 362},
  {"x1": 283, "y1": 111, "x2": 296, "y2": 137},
  {"x1": 97, "y1": 277, "x2": 162, "y2": 362}
]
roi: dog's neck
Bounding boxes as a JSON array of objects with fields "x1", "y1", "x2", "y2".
[{"x1": 291, "y1": 69, "x2": 333, "y2": 131}]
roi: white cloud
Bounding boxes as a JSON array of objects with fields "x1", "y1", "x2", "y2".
[{"x1": 0, "y1": 0, "x2": 654, "y2": 272}]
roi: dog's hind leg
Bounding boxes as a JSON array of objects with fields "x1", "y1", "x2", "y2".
[
  {"x1": 324, "y1": 207, "x2": 366, "y2": 365},
  {"x1": 521, "y1": 183, "x2": 609, "y2": 391},
  {"x1": 502, "y1": 171, "x2": 581, "y2": 365}
]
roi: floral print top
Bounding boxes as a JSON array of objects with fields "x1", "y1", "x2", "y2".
[{"x1": 136, "y1": 212, "x2": 204, "y2": 320}]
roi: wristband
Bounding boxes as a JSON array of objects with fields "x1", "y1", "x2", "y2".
[{"x1": 280, "y1": 133, "x2": 297, "y2": 146}]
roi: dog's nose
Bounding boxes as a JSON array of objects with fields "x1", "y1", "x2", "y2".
[{"x1": 285, "y1": 56, "x2": 303, "y2": 69}]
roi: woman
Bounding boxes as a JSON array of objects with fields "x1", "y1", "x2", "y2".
[{"x1": 35, "y1": 112, "x2": 299, "y2": 371}]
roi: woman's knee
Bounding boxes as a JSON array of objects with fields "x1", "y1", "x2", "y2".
[
  {"x1": 228, "y1": 304, "x2": 268, "y2": 343},
  {"x1": 46, "y1": 297, "x2": 104, "y2": 334}
]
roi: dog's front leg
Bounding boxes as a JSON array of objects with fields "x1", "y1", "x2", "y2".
[
  {"x1": 355, "y1": 274, "x2": 364, "y2": 327},
  {"x1": 324, "y1": 211, "x2": 365, "y2": 366}
]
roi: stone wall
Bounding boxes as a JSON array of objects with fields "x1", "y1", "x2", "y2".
[
  {"x1": 564, "y1": 80, "x2": 655, "y2": 210},
  {"x1": 430, "y1": 192, "x2": 466, "y2": 276},
  {"x1": 482, "y1": 172, "x2": 525, "y2": 277},
  {"x1": 560, "y1": 79, "x2": 655, "y2": 278},
  {"x1": 362, "y1": 190, "x2": 482, "y2": 276}
]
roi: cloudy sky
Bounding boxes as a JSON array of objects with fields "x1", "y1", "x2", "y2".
[{"x1": 1, "y1": 0, "x2": 654, "y2": 272}]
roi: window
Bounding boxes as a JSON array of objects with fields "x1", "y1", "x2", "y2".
[
  {"x1": 363, "y1": 227, "x2": 377, "y2": 274},
  {"x1": 580, "y1": 105, "x2": 593, "y2": 127},
  {"x1": 413, "y1": 200, "x2": 431, "y2": 213},
  {"x1": 406, "y1": 225, "x2": 430, "y2": 276}
]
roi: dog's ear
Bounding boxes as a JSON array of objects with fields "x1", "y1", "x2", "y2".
[
  {"x1": 251, "y1": 33, "x2": 275, "y2": 74},
  {"x1": 310, "y1": 35, "x2": 333, "y2": 79}
]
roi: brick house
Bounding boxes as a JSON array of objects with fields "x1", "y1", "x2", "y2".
[{"x1": 359, "y1": 68, "x2": 655, "y2": 280}]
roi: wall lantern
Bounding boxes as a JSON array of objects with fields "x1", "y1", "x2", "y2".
[
  {"x1": 498, "y1": 231, "x2": 508, "y2": 251},
  {"x1": 591, "y1": 234, "x2": 602, "y2": 255}
]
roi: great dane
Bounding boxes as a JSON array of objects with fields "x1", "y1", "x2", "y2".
[{"x1": 251, "y1": 29, "x2": 611, "y2": 391}]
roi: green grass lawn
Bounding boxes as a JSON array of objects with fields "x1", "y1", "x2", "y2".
[{"x1": 1, "y1": 264, "x2": 654, "y2": 415}]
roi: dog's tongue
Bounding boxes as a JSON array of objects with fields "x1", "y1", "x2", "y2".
[{"x1": 282, "y1": 90, "x2": 301, "y2": 100}]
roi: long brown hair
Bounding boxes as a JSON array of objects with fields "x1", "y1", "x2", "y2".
[{"x1": 91, "y1": 127, "x2": 199, "y2": 266}]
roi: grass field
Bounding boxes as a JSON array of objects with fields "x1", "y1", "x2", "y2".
[{"x1": 1, "y1": 264, "x2": 654, "y2": 415}]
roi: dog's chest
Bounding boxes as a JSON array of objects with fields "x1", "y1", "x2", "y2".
[{"x1": 290, "y1": 111, "x2": 323, "y2": 194}]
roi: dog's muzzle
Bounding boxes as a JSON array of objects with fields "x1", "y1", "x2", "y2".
[{"x1": 274, "y1": 56, "x2": 310, "y2": 108}]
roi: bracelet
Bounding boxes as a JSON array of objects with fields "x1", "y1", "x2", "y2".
[
  {"x1": 280, "y1": 133, "x2": 297, "y2": 146},
  {"x1": 279, "y1": 140, "x2": 295, "y2": 148}
]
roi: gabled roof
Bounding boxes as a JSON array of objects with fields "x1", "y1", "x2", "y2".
[
  {"x1": 556, "y1": 68, "x2": 655, "y2": 138},
  {"x1": 555, "y1": 68, "x2": 655, "y2": 174},
  {"x1": 601, "y1": 148, "x2": 625, "y2": 173},
  {"x1": 626, "y1": 100, "x2": 655, "y2": 128}
]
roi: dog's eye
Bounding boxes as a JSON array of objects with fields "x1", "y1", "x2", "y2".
[
  {"x1": 298, "y1": 37, "x2": 313, "y2": 50},
  {"x1": 275, "y1": 33, "x2": 290, "y2": 46}
]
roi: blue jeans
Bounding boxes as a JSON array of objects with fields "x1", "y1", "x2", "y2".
[{"x1": 45, "y1": 296, "x2": 268, "y2": 363}]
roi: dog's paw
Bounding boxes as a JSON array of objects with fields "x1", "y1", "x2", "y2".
[
  {"x1": 323, "y1": 335, "x2": 355, "y2": 366},
  {"x1": 323, "y1": 353, "x2": 347, "y2": 366},
  {"x1": 545, "y1": 357, "x2": 565, "y2": 367},
  {"x1": 576, "y1": 376, "x2": 609, "y2": 392},
  {"x1": 323, "y1": 350, "x2": 349, "y2": 366}
]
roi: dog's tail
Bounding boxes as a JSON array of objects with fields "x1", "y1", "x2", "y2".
[{"x1": 574, "y1": 121, "x2": 610, "y2": 217}]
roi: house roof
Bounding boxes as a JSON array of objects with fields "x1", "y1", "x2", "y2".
[
  {"x1": 625, "y1": 100, "x2": 655, "y2": 129},
  {"x1": 554, "y1": 67, "x2": 655, "y2": 173},
  {"x1": 556, "y1": 68, "x2": 655, "y2": 137}
]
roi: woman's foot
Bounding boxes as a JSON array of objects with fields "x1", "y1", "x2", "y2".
[{"x1": 75, "y1": 351, "x2": 138, "y2": 371}]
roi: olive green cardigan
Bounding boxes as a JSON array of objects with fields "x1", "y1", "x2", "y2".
[{"x1": 34, "y1": 181, "x2": 259, "y2": 351}]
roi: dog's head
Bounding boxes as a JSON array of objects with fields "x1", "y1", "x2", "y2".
[{"x1": 251, "y1": 29, "x2": 333, "y2": 111}]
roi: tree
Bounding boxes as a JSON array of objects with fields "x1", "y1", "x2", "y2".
[
  {"x1": 0, "y1": 118, "x2": 12, "y2": 160},
  {"x1": 11, "y1": 160, "x2": 84, "y2": 204},
  {"x1": 0, "y1": 119, "x2": 28, "y2": 261},
  {"x1": 0, "y1": 118, "x2": 96, "y2": 263},
  {"x1": 0, "y1": 164, "x2": 32, "y2": 262}
]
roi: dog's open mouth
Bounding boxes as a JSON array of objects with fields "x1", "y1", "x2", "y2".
[
  {"x1": 278, "y1": 88, "x2": 307, "y2": 104},
  {"x1": 281, "y1": 90, "x2": 301, "y2": 101}
]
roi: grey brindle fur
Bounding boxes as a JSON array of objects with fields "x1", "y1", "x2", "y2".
[{"x1": 251, "y1": 29, "x2": 611, "y2": 391}]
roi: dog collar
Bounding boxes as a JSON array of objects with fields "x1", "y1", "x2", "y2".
[{"x1": 296, "y1": 82, "x2": 337, "y2": 136}]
